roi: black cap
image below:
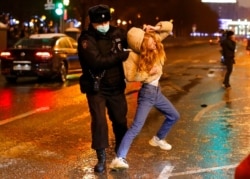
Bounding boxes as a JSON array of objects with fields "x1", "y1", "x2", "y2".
[{"x1": 88, "y1": 4, "x2": 111, "y2": 23}]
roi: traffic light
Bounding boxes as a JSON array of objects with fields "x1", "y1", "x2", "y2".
[{"x1": 55, "y1": 2, "x2": 64, "y2": 16}]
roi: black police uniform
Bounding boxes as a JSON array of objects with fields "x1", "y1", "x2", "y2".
[{"x1": 78, "y1": 24, "x2": 129, "y2": 152}]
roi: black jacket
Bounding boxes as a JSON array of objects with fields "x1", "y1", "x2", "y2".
[
  {"x1": 221, "y1": 38, "x2": 236, "y2": 65},
  {"x1": 78, "y1": 24, "x2": 129, "y2": 95}
]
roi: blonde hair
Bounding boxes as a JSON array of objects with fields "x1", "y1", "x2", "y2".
[{"x1": 137, "y1": 32, "x2": 166, "y2": 72}]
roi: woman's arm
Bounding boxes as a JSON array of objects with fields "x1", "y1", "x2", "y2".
[
  {"x1": 123, "y1": 52, "x2": 160, "y2": 82},
  {"x1": 143, "y1": 21, "x2": 173, "y2": 41}
]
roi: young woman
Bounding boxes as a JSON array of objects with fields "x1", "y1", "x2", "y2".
[{"x1": 109, "y1": 21, "x2": 180, "y2": 170}]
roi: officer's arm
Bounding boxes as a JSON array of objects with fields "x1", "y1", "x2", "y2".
[{"x1": 78, "y1": 35, "x2": 128, "y2": 70}]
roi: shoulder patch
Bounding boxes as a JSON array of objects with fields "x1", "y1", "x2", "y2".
[{"x1": 81, "y1": 40, "x2": 88, "y2": 49}]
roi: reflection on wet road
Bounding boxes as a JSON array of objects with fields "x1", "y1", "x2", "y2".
[{"x1": 0, "y1": 44, "x2": 249, "y2": 178}]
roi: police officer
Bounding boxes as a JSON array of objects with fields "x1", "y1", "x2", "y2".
[{"x1": 77, "y1": 4, "x2": 129, "y2": 173}]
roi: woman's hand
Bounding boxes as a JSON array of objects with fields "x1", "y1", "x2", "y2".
[{"x1": 143, "y1": 24, "x2": 161, "y2": 33}]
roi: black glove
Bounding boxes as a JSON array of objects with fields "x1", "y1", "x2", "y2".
[{"x1": 118, "y1": 51, "x2": 129, "y2": 62}]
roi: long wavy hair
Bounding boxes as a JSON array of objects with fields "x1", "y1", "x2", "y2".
[{"x1": 137, "y1": 32, "x2": 166, "y2": 72}]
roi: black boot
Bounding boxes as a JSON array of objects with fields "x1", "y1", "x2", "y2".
[{"x1": 94, "y1": 149, "x2": 106, "y2": 173}]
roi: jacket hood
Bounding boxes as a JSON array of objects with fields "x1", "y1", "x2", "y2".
[
  {"x1": 127, "y1": 21, "x2": 173, "y2": 53},
  {"x1": 127, "y1": 27, "x2": 145, "y2": 53}
]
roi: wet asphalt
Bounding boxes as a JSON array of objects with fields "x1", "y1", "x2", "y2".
[{"x1": 0, "y1": 40, "x2": 249, "y2": 178}]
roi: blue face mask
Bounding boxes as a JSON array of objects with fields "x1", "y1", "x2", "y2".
[{"x1": 96, "y1": 25, "x2": 110, "y2": 34}]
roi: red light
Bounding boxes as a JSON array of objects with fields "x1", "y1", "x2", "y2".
[
  {"x1": 0, "y1": 89, "x2": 13, "y2": 120},
  {"x1": 0, "y1": 89, "x2": 12, "y2": 108},
  {"x1": 0, "y1": 51, "x2": 11, "y2": 58},
  {"x1": 35, "y1": 52, "x2": 52, "y2": 59},
  {"x1": 33, "y1": 89, "x2": 53, "y2": 109}
]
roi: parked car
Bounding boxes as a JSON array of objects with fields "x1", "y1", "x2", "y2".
[
  {"x1": 0, "y1": 33, "x2": 82, "y2": 83},
  {"x1": 65, "y1": 27, "x2": 81, "y2": 41}
]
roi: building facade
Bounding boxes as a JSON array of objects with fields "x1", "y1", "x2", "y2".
[{"x1": 202, "y1": 0, "x2": 250, "y2": 37}]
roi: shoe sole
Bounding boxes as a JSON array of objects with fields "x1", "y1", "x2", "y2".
[
  {"x1": 109, "y1": 163, "x2": 129, "y2": 171},
  {"x1": 149, "y1": 140, "x2": 172, "y2": 150},
  {"x1": 222, "y1": 84, "x2": 231, "y2": 88},
  {"x1": 223, "y1": 86, "x2": 231, "y2": 89},
  {"x1": 149, "y1": 140, "x2": 158, "y2": 147},
  {"x1": 110, "y1": 166, "x2": 129, "y2": 171}
]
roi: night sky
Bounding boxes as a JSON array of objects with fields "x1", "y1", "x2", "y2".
[
  {"x1": 0, "y1": 0, "x2": 47, "y2": 21},
  {"x1": 0, "y1": 0, "x2": 249, "y2": 21}
]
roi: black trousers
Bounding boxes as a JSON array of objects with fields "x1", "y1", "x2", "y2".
[
  {"x1": 86, "y1": 92, "x2": 128, "y2": 151},
  {"x1": 223, "y1": 62, "x2": 233, "y2": 85}
]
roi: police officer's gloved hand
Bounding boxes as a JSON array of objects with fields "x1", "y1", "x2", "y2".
[
  {"x1": 111, "y1": 39, "x2": 124, "y2": 53},
  {"x1": 118, "y1": 51, "x2": 129, "y2": 61}
]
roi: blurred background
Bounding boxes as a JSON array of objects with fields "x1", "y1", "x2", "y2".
[{"x1": 0, "y1": 0, "x2": 250, "y2": 48}]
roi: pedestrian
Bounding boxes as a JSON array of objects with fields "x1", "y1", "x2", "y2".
[
  {"x1": 109, "y1": 21, "x2": 180, "y2": 170},
  {"x1": 77, "y1": 4, "x2": 129, "y2": 173},
  {"x1": 221, "y1": 30, "x2": 236, "y2": 88},
  {"x1": 218, "y1": 29, "x2": 227, "y2": 64}
]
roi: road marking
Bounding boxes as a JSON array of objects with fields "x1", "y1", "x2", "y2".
[
  {"x1": 168, "y1": 164, "x2": 238, "y2": 177},
  {"x1": 184, "y1": 97, "x2": 250, "y2": 178},
  {"x1": 157, "y1": 165, "x2": 174, "y2": 179},
  {"x1": 193, "y1": 96, "x2": 250, "y2": 122},
  {"x1": 193, "y1": 101, "x2": 225, "y2": 121},
  {"x1": 203, "y1": 112, "x2": 250, "y2": 118},
  {"x1": 0, "y1": 106, "x2": 50, "y2": 125},
  {"x1": 209, "y1": 60, "x2": 218, "y2": 63}
]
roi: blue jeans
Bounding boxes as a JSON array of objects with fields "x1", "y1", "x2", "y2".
[{"x1": 117, "y1": 83, "x2": 180, "y2": 158}]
